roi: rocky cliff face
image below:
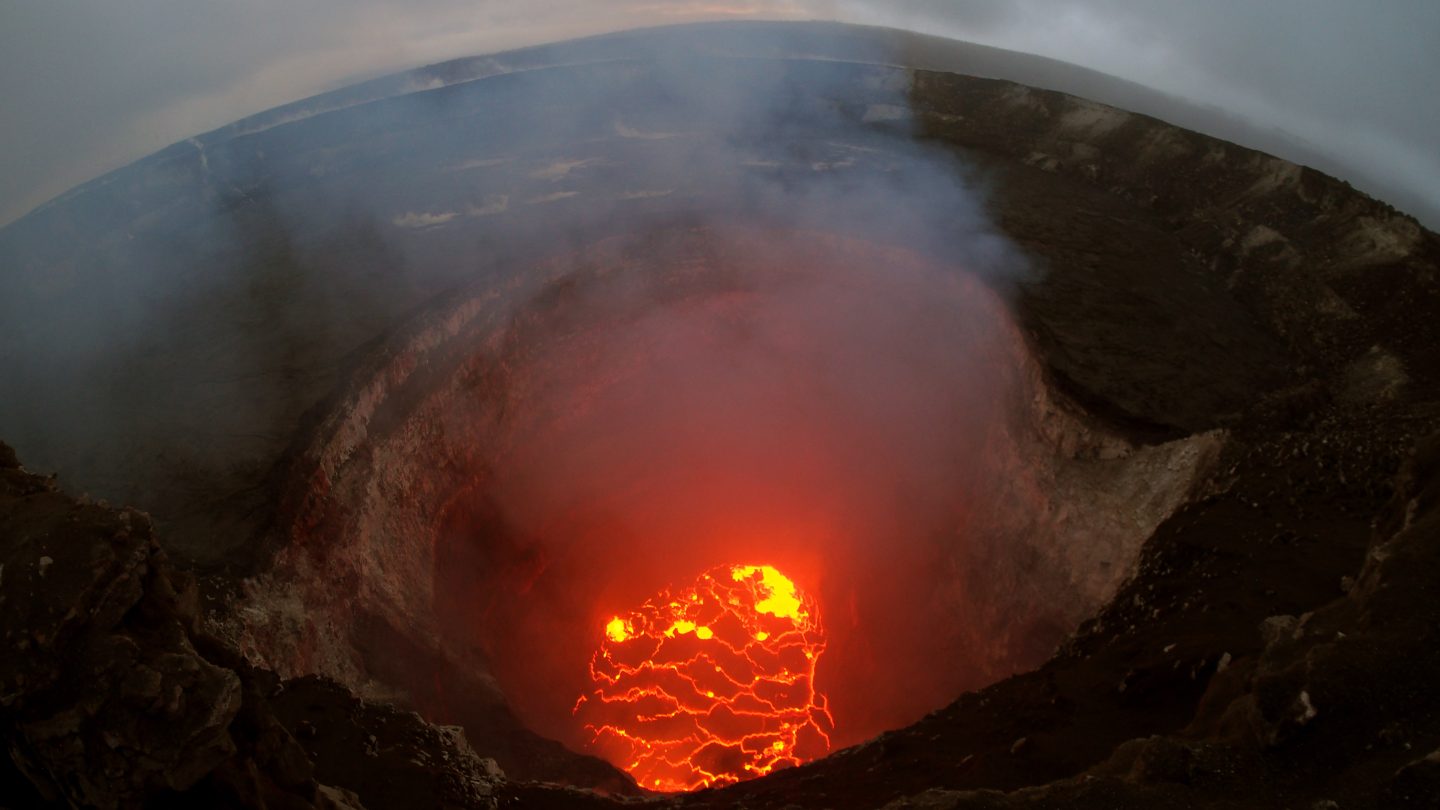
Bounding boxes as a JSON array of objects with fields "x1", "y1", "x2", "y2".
[
  {"x1": 0, "y1": 442, "x2": 243, "y2": 806},
  {"x1": 0, "y1": 442, "x2": 507, "y2": 809}
]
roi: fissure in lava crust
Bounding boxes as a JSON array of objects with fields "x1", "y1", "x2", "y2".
[{"x1": 575, "y1": 564, "x2": 833, "y2": 791}]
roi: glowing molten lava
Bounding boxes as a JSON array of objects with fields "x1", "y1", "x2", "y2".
[{"x1": 575, "y1": 564, "x2": 833, "y2": 792}]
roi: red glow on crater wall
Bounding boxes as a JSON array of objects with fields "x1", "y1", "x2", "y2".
[{"x1": 575, "y1": 564, "x2": 832, "y2": 792}]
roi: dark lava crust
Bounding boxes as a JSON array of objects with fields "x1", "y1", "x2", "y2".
[{"x1": 2, "y1": 21, "x2": 1440, "y2": 810}]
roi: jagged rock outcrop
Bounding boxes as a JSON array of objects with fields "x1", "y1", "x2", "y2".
[
  {"x1": 1, "y1": 443, "x2": 242, "y2": 807},
  {"x1": 0, "y1": 442, "x2": 503, "y2": 809}
]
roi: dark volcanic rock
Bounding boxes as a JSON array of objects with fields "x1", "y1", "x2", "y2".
[
  {"x1": 0, "y1": 443, "x2": 240, "y2": 807},
  {"x1": 0, "y1": 443, "x2": 505, "y2": 809},
  {"x1": 268, "y1": 675, "x2": 503, "y2": 810}
]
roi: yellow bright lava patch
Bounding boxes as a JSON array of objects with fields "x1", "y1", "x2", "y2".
[
  {"x1": 605, "y1": 617, "x2": 630, "y2": 643},
  {"x1": 731, "y1": 564, "x2": 803, "y2": 619}
]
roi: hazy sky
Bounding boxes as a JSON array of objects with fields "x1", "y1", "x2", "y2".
[{"x1": 2, "y1": 0, "x2": 1438, "y2": 226}]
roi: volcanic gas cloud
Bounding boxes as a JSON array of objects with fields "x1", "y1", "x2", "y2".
[{"x1": 576, "y1": 563, "x2": 832, "y2": 791}]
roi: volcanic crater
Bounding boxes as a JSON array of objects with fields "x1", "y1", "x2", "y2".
[
  {"x1": 238, "y1": 223, "x2": 1221, "y2": 789},
  {"x1": 2, "y1": 21, "x2": 1439, "y2": 810}
]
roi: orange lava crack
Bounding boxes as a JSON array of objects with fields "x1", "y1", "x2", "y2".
[{"x1": 575, "y1": 564, "x2": 833, "y2": 792}]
